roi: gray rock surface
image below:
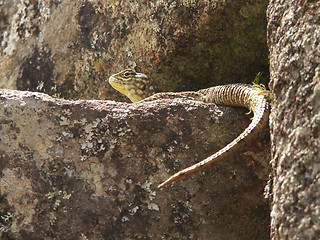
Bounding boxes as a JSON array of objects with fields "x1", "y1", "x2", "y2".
[
  {"x1": 267, "y1": 1, "x2": 320, "y2": 239},
  {"x1": 0, "y1": 89, "x2": 270, "y2": 239}
]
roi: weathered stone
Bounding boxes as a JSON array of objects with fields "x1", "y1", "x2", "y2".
[
  {"x1": 0, "y1": 0, "x2": 269, "y2": 101},
  {"x1": 267, "y1": 1, "x2": 320, "y2": 239},
  {"x1": 0, "y1": 89, "x2": 270, "y2": 239},
  {"x1": 0, "y1": 0, "x2": 271, "y2": 238}
]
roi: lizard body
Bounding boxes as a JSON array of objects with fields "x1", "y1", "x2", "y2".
[{"x1": 109, "y1": 69, "x2": 270, "y2": 189}]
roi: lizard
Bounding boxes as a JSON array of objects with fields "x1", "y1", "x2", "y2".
[{"x1": 108, "y1": 69, "x2": 270, "y2": 189}]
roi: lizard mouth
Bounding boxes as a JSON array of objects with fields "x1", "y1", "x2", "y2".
[{"x1": 108, "y1": 75, "x2": 130, "y2": 85}]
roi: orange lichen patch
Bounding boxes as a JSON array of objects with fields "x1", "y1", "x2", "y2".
[{"x1": 93, "y1": 60, "x2": 109, "y2": 73}]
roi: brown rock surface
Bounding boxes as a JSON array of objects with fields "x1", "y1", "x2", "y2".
[
  {"x1": 0, "y1": 0, "x2": 269, "y2": 101},
  {"x1": 0, "y1": 0, "x2": 271, "y2": 238},
  {"x1": 0, "y1": 89, "x2": 270, "y2": 239}
]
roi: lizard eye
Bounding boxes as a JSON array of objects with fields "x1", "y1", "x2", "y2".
[
  {"x1": 141, "y1": 84, "x2": 146, "y2": 91},
  {"x1": 123, "y1": 71, "x2": 134, "y2": 78}
]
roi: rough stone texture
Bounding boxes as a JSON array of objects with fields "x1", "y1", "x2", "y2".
[
  {"x1": 0, "y1": 0, "x2": 269, "y2": 101},
  {"x1": 0, "y1": 0, "x2": 272, "y2": 238},
  {"x1": 0, "y1": 89, "x2": 270, "y2": 239},
  {"x1": 267, "y1": 1, "x2": 320, "y2": 239}
]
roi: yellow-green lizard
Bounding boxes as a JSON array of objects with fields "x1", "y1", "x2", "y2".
[{"x1": 109, "y1": 69, "x2": 270, "y2": 189}]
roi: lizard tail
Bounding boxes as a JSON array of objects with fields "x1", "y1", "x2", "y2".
[{"x1": 158, "y1": 87, "x2": 269, "y2": 189}]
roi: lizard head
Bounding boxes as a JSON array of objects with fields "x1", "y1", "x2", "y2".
[{"x1": 108, "y1": 69, "x2": 160, "y2": 102}]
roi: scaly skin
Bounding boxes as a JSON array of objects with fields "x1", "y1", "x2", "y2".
[{"x1": 109, "y1": 69, "x2": 270, "y2": 189}]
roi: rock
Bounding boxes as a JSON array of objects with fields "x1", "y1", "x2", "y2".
[
  {"x1": 0, "y1": 89, "x2": 269, "y2": 239},
  {"x1": 0, "y1": 0, "x2": 269, "y2": 101},
  {"x1": 267, "y1": 1, "x2": 320, "y2": 239}
]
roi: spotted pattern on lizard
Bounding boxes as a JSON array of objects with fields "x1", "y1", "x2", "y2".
[{"x1": 109, "y1": 69, "x2": 270, "y2": 189}]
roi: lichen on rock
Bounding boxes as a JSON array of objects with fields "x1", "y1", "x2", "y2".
[{"x1": 0, "y1": 89, "x2": 270, "y2": 239}]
